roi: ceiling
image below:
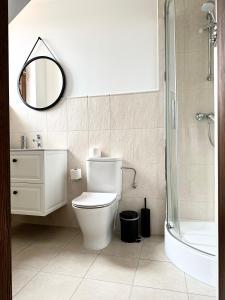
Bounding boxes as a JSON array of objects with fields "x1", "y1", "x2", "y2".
[{"x1": 8, "y1": 0, "x2": 31, "y2": 23}]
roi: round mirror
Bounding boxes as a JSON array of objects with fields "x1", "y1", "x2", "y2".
[{"x1": 18, "y1": 56, "x2": 66, "y2": 110}]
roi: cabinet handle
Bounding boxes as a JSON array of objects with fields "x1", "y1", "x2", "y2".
[
  {"x1": 13, "y1": 191, "x2": 18, "y2": 195},
  {"x1": 12, "y1": 159, "x2": 18, "y2": 163}
]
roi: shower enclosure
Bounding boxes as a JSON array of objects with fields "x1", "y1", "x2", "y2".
[{"x1": 165, "y1": 0, "x2": 216, "y2": 286}]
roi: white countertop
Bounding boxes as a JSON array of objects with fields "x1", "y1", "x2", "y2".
[{"x1": 10, "y1": 149, "x2": 68, "y2": 151}]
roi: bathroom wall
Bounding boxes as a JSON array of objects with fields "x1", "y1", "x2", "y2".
[
  {"x1": 9, "y1": 0, "x2": 159, "y2": 98},
  {"x1": 175, "y1": 0, "x2": 215, "y2": 221},
  {"x1": 10, "y1": 0, "x2": 166, "y2": 234}
]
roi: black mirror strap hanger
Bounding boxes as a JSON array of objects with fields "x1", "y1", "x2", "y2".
[{"x1": 24, "y1": 36, "x2": 57, "y2": 66}]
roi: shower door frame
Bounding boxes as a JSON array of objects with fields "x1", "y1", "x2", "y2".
[
  {"x1": 218, "y1": 0, "x2": 225, "y2": 298},
  {"x1": 0, "y1": 0, "x2": 11, "y2": 299}
]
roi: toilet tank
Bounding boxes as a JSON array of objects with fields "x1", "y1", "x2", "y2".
[{"x1": 86, "y1": 157, "x2": 122, "y2": 197}]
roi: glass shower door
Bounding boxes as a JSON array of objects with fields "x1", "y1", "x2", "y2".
[{"x1": 165, "y1": 0, "x2": 180, "y2": 237}]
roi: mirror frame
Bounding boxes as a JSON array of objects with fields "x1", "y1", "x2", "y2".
[{"x1": 18, "y1": 56, "x2": 66, "y2": 111}]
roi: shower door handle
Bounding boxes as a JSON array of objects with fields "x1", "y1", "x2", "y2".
[{"x1": 172, "y1": 98, "x2": 176, "y2": 129}]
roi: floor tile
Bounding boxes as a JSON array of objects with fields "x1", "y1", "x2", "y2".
[
  {"x1": 11, "y1": 238, "x2": 32, "y2": 256},
  {"x1": 13, "y1": 244, "x2": 60, "y2": 271},
  {"x1": 130, "y1": 286, "x2": 188, "y2": 300},
  {"x1": 101, "y1": 234, "x2": 142, "y2": 258},
  {"x1": 12, "y1": 269, "x2": 37, "y2": 296},
  {"x1": 42, "y1": 249, "x2": 97, "y2": 277},
  {"x1": 86, "y1": 255, "x2": 138, "y2": 284},
  {"x1": 14, "y1": 272, "x2": 81, "y2": 300},
  {"x1": 134, "y1": 260, "x2": 187, "y2": 292},
  {"x1": 140, "y1": 237, "x2": 169, "y2": 261},
  {"x1": 71, "y1": 279, "x2": 131, "y2": 300},
  {"x1": 64, "y1": 234, "x2": 100, "y2": 254},
  {"x1": 186, "y1": 275, "x2": 216, "y2": 297},
  {"x1": 31, "y1": 227, "x2": 78, "y2": 248},
  {"x1": 188, "y1": 294, "x2": 216, "y2": 300}
]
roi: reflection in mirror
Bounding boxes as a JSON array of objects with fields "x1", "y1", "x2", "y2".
[{"x1": 18, "y1": 56, "x2": 65, "y2": 110}]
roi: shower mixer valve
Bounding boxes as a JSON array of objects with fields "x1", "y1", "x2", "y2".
[{"x1": 195, "y1": 112, "x2": 214, "y2": 122}]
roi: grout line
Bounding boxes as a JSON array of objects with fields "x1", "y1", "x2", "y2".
[
  {"x1": 12, "y1": 270, "x2": 40, "y2": 298},
  {"x1": 68, "y1": 251, "x2": 101, "y2": 300},
  {"x1": 12, "y1": 228, "x2": 81, "y2": 297},
  {"x1": 184, "y1": 273, "x2": 189, "y2": 296},
  {"x1": 128, "y1": 238, "x2": 145, "y2": 300},
  {"x1": 12, "y1": 241, "x2": 33, "y2": 257},
  {"x1": 132, "y1": 283, "x2": 189, "y2": 295},
  {"x1": 109, "y1": 94, "x2": 112, "y2": 156},
  {"x1": 87, "y1": 96, "x2": 90, "y2": 152}
]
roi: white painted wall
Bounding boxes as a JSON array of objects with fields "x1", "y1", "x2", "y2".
[{"x1": 9, "y1": 0, "x2": 159, "y2": 99}]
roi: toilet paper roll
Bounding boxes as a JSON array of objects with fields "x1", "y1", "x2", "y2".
[
  {"x1": 89, "y1": 147, "x2": 102, "y2": 158},
  {"x1": 70, "y1": 168, "x2": 82, "y2": 180}
]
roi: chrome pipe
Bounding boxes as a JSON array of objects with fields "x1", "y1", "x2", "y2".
[{"x1": 121, "y1": 167, "x2": 137, "y2": 189}]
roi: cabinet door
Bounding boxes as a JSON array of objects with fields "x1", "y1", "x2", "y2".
[
  {"x1": 11, "y1": 152, "x2": 43, "y2": 183},
  {"x1": 11, "y1": 183, "x2": 44, "y2": 215}
]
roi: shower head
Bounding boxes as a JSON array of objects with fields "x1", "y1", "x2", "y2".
[
  {"x1": 201, "y1": 0, "x2": 215, "y2": 13},
  {"x1": 201, "y1": 0, "x2": 216, "y2": 22}
]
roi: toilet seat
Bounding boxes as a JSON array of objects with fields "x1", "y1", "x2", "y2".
[{"x1": 72, "y1": 192, "x2": 117, "y2": 209}]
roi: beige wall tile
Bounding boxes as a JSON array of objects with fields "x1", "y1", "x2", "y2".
[
  {"x1": 10, "y1": 104, "x2": 47, "y2": 133},
  {"x1": 46, "y1": 99, "x2": 67, "y2": 131},
  {"x1": 179, "y1": 127, "x2": 214, "y2": 165},
  {"x1": 68, "y1": 131, "x2": 89, "y2": 166},
  {"x1": 132, "y1": 129, "x2": 165, "y2": 164},
  {"x1": 10, "y1": 105, "x2": 26, "y2": 132},
  {"x1": 178, "y1": 164, "x2": 214, "y2": 203},
  {"x1": 88, "y1": 95, "x2": 110, "y2": 130},
  {"x1": 122, "y1": 163, "x2": 166, "y2": 199},
  {"x1": 110, "y1": 130, "x2": 135, "y2": 164},
  {"x1": 46, "y1": 132, "x2": 68, "y2": 149},
  {"x1": 89, "y1": 130, "x2": 111, "y2": 157},
  {"x1": 180, "y1": 201, "x2": 215, "y2": 221},
  {"x1": 175, "y1": 0, "x2": 185, "y2": 16},
  {"x1": 67, "y1": 97, "x2": 88, "y2": 131},
  {"x1": 159, "y1": 17, "x2": 165, "y2": 53},
  {"x1": 110, "y1": 93, "x2": 163, "y2": 130},
  {"x1": 184, "y1": 14, "x2": 208, "y2": 53}
]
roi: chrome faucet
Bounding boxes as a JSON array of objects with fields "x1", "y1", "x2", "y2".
[{"x1": 33, "y1": 134, "x2": 42, "y2": 149}]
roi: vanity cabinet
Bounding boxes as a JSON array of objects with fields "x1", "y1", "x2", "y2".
[{"x1": 10, "y1": 150, "x2": 67, "y2": 216}]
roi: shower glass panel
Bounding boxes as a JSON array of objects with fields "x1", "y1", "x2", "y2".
[
  {"x1": 165, "y1": 0, "x2": 215, "y2": 256},
  {"x1": 165, "y1": 0, "x2": 180, "y2": 237}
]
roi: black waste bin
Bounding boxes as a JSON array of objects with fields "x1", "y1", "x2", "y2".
[{"x1": 120, "y1": 210, "x2": 139, "y2": 243}]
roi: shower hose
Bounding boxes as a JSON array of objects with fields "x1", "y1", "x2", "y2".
[{"x1": 207, "y1": 118, "x2": 214, "y2": 147}]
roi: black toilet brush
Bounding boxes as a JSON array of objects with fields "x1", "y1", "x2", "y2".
[{"x1": 141, "y1": 197, "x2": 151, "y2": 237}]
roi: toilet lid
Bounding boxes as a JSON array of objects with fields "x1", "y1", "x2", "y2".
[{"x1": 72, "y1": 192, "x2": 118, "y2": 209}]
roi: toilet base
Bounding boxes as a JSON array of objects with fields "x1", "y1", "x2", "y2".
[
  {"x1": 83, "y1": 231, "x2": 112, "y2": 250},
  {"x1": 73, "y1": 201, "x2": 118, "y2": 251}
]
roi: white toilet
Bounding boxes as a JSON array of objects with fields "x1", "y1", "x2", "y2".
[{"x1": 72, "y1": 157, "x2": 122, "y2": 250}]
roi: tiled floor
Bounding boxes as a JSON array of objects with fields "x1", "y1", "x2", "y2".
[{"x1": 12, "y1": 224, "x2": 217, "y2": 300}]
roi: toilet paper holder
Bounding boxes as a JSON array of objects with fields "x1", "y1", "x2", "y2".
[{"x1": 70, "y1": 168, "x2": 82, "y2": 181}]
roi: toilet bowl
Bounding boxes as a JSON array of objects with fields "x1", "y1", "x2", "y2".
[
  {"x1": 72, "y1": 157, "x2": 122, "y2": 250},
  {"x1": 72, "y1": 192, "x2": 118, "y2": 250}
]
